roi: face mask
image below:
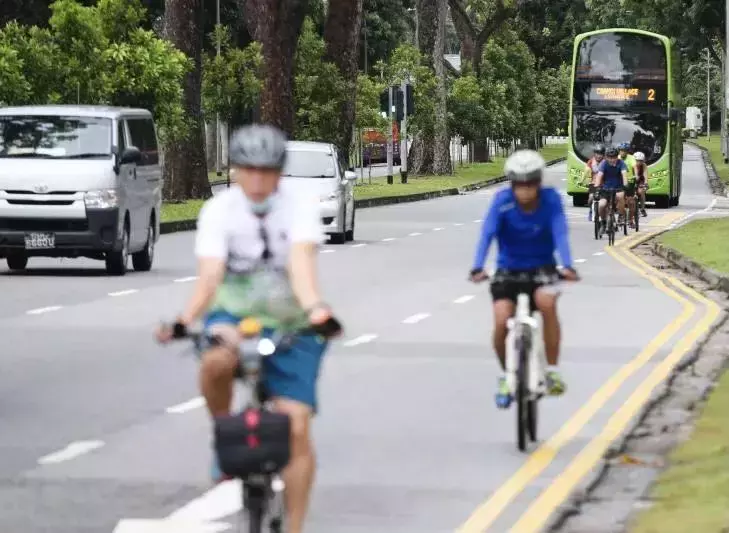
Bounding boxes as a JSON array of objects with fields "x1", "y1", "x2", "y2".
[{"x1": 249, "y1": 197, "x2": 272, "y2": 216}]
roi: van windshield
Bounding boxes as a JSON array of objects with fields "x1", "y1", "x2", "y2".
[{"x1": 0, "y1": 116, "x2": 112, "y2": 159}]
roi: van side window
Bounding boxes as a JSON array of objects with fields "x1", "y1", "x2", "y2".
[
  {"x1": 126, "y1": 118, "x2": 159, "y2": 165},
  {"x1": 117, "y1": 121, "x2": 126, "y2": 152}
]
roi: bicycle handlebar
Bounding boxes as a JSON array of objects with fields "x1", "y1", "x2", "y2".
[{"x1": 468, "y1": 268, "x2": 580, "y2": 283}]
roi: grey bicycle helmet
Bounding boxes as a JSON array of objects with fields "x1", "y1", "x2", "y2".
[
  {"x1": 606, "y1": 146, "x2": 619, "y2": 157},
  {"x1": 594, "y1": 144, "x2": 606, "y2": 155},
  {"x1": 229, "y1": 124, "x2": 287, "y2": 169},
  {"x1": 504, "y1": 149, "x2": 545, "y2": 183}
]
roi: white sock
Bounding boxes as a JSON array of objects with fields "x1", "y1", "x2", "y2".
[{"x1": 547, "y1": 365, "x2": 558, "y2": 373}]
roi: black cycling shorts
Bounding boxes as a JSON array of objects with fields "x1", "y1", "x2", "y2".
[
  {"x1": 598, "y1": 187, "x2": 624, "y2": 200},
  {"x1": 490, "y1": 266, "x2": 560, "y2": 311},
  {"x1": 624, "y1": 182, "x2": 636, "y2": 197}
]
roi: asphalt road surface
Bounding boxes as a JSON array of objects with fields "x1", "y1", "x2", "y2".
[{"x1": 0, "y1": 145, "x2": 718, "y2": 532}]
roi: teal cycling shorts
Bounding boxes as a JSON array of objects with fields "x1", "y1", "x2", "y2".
[{"x1": 203, "y1": 310, "x2": 328, "y2": 413}]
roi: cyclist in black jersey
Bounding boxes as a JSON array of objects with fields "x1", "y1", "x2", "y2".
[{"x1": 632, "y1": 151, "x2": 648, "y2": 218}]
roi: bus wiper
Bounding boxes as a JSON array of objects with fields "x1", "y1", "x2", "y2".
[{"x1": 0, "y1": 153, "x2": 55, "y2": 158}]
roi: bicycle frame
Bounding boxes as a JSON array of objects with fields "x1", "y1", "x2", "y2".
[{"x1": 504, "y1": 293, "x2": 548, "y2": 399}]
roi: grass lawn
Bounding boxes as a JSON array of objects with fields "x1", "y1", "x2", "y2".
[
  {"x1": 692, "y1": 135, "x2": 729, "y2": 184},
  {"x1": 353, "y1": 144, "x2": 566, "y2": 201},
  {"x1": 162, "y1": 144, "x2": 566, "y2": 222},
  {"x1": 658, "y1": 217, "x2": 729, "y2": 274},
  {"x1": 628, "y1": 368, "x2": 729, "y2": 533}
]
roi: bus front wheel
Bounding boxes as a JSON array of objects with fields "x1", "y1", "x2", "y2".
[
  {"x1": 572, "y1": 194, "x2": 588, "y2": 207},
  {"x1": 654, "y1": 196, "x2": 670, "y2": 209}
]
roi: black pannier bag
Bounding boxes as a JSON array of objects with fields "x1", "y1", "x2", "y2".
[{"x1": 214, "y1": 408, "x2": 291, "y2": 477}]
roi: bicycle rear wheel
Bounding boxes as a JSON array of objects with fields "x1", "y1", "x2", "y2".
[
  {"x1": 527, "y1": 398, "x2": 538, "y2": 442},
  {"x1": 634, "y1": 202, "x2": 640, "y2": 232},
  {"x1": 593, "y1": 203, "x2": 600, "y2": 240},
  {"x1": 515, "y1": 325, "x2": 531, "y2": 452},
  {"x1": 243, "y1": 484, "x2": 266, "y2": 533}
]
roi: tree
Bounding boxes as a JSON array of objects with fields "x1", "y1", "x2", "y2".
[
  {"x1": 432, "y1": 0, "x2": 451, "y2": 173},
  {"x1": 162, "y1": 0, "x2": 210, "y2": 201},
  {"x1": 323, "y1": 0, "x2": 365, "y2": 161},
  {"x1": 361, "y1": 0, "x2": 416, "y2": 70},
  {"x1": 293, "y1": 18, "x2": 347, "y2": 141},
  {"x1": 448, "y1": 0, "x2": 516, "y2": 77},
  {"x1": 243, "y1": 0, "x2": 310, "y2": 135}
]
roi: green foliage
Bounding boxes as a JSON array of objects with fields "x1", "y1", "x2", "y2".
[
  {"x1": 355, "y1": 74, "x2": 388, "y2": 130},
  {"x1": 202, "y1": 25, "x2": 263, "y2": 124},
  {"x1": 0, "y1": 0, "x2": 189, "y2": 141},
  {"x1": 361, "y1": 0, "x2": 415, "y2": 69},
  {"x1": 448, "y1": 74, "x2": 488, "y2": 143},
  {"x1": 293, "y1": 17, "x2": 347, "y2": 142},
  {"x1": 386, "y1": 44, "x2": 437, "y2": 136}
]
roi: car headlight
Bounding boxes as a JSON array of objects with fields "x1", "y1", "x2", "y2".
[
  {"x1": 320, "y1": 191, "x2": 339, "y2": 201},
  {"x1": 84, "y1": 189, "x2": 119, "y2": 209}
]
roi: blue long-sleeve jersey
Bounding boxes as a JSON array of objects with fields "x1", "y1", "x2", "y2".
[{"x1": 471, "y1": 186, "x2": 573, "y2": 271}]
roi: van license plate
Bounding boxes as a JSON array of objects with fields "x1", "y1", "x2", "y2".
[{"x1": 24, "y1": 233, "x2": 55, "y2": 249}]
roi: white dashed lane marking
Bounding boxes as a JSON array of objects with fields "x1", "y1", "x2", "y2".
[
  {"x1": 174, "y1": 276, "x2": 198, "y2": 283},
  {"x1": 26, "y1": 306, "x2": 62, "y2": 315},
  {"x1": 343, "y1": 334, "x2": 378, "y2": 347},
  {"x1": 351, "y1": 243, "x2": 367, "y2": 248},
  {"x1": 166, "y1": 397, "x2": 205, "y2": 414},
  {"x1": 593, "y1": 252, "x2": 605, "y2": 256},
  {"x1": 454, "y1": 295, "x2": 475, "y2": 304},
  {"x1": 409, "y1": 232, "x2": 422, "y2": 236},
  {"x1": 574, "y1": 259, "x2": 587, "y2": 263},
  {"x1": 108, "y1": 289, "x2": 138, "y2": 297},
  {"x1": 38, "y1": 440, "x2": 105, "y2": 465},
  {"x1": 433, "y1": 227, "x2": 444, "y2": 231},
  {"x1": 402, "y1": 313, "x2": 430, "y2": 324},
  {"x1": 382, "y1": 238, "x2": 396, "y2": 242}
]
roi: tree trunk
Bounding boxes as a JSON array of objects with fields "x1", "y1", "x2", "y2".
[
  {"x1": 323, "y1": 0, "x2": 364, "y2": 163},
  {"x1": 162, "y1": 0, "x2": 210, "y2": 201},
  {"x1": 409, "y1": 0, "x2": 438, "y2": 175},
  {"x1": 432, "y1": 0, "x2": 451, "y2": 174},
  {"x1": 244, "y1": 0, "x2": 309, "y2": 136}
]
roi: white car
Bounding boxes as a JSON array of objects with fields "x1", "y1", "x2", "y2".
[{"x1": 280, "y1": 141, "x2": 357, "y2": 244}]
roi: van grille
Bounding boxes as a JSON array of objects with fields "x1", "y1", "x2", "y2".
[
  {"x1": 7, "y1": 199, "x2": 75, "y2": 206},
  {"x1": 5, "y1": 190, "x2": 76, "y2": 195},
  {"x1": 0, "y1": 218, "x2": 88, "y2": 232}
]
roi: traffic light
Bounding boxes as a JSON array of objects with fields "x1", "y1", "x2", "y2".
[{"x1": 379, "y1": 84, "x2": 414, "y2": 119}]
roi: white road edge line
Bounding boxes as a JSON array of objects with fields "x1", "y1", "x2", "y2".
[
  {"x1": 38, "y1": 440, "x2": 104, "y2": 465},
  {"x1": 26, "y1": 306, "x2": 62, "y2": 315},
  {"x1": 174, "y1": 276, "x2": 198, "y2": 283},
  {"x1": 454, "y1": 295, "x2": 475, "y2": 304},
  {"x1": 402, "y1": 313, "x2": 430, "y2": 324},
  {"x1": 108, "y1": 289, "x2": 138, "y2": 297},
  {"x1": 343, "y1": 334, "x2": 378, "y2": 347},
  {"x1": 166, "y1": 397, "x2": 206, "y2": 414}
]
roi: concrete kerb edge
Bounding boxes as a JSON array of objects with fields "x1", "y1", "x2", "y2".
[
  {"x1": 160, "y1": 156, "x2": 568, "y2": 234},
  {"x1": 685, "y1": 141, "x2": 729, "y2": 197},
  {"x1": 544, "y1": 235, "x2": 729, "y2": 532}
]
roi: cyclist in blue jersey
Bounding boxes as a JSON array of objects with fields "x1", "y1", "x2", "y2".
[
  {"x1": 468, "y1": 150, "x2": 579, "y2": 409},
  {"x1": 595, "y1": 146, "x2": 629, "y2": 232}
]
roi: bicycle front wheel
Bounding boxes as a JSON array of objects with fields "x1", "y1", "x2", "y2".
[{"x1": 515, "y1": 326, "x2": 531, "y2": 452}]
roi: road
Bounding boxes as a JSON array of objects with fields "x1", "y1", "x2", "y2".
[{"x1": 0, "y1": 145, "x2": 718, "y2": 532}]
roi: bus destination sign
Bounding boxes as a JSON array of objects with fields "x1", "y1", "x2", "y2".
[{"x1": 589, "y1": 85, "x2": 661, "y2": 104}]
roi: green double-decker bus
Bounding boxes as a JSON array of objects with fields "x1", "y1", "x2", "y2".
[{"x1": 566, "y1": 29, "x2": 683, "y2": 208}]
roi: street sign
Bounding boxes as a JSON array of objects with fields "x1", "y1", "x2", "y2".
[{"x1": 113, "y1": 519, "x2": 231, "y2": 533}]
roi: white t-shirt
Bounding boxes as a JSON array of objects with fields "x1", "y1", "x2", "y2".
[{"x1": 194, "y1": 186, "x2": 325, "y2": 327}]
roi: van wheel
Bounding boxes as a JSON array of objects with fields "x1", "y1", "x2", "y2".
[
  {"x1": 106, "y1": 225, "x2": 129, "y2": 276},
  {"x1": 6, "y1": 252, "x2": 28, "y2": 271},
  {"x1": 132, "y1": 222, "x2": 155, "y2": 272}
]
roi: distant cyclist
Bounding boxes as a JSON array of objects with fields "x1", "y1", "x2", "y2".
[
  {"x1": 583, "y1": 144, "x2": 605, "y2": 221},
  {"x1": 595, "y1": 146, "x2": 629, "y2": 231},
  {"x1": 469, "y1": 150, "x2": 579, "y2": 409},
  {"x1": 618, "y1": 143, "x2": 637, "y2": 226},
  {"x1": 632, "y1": 151, "x2": 649, "y2": 217}
]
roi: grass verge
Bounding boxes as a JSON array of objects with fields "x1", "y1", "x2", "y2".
[
  {"x1": 162, "y1": 144, "x2": 566, "y2": 222},
  {"x1": 657, "y1": 217, "x2": 729, "y2": 274},
  {"x1": 628, "y1": 368, "x2": 729, "y2": 532},
  {"x1": 353, "y1": 144, "x2": 566, "y2": 200},
  {"x1": 692, "y1": 135, "x2": 729, "y2": 184}
]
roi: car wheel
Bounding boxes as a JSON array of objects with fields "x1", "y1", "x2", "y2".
[
  {"x1": 345, "y1": 205, "x2": 355, "y2": 242},
  {"x1": 106, "y1": 224, "x2": 129, "y2": 276},
  {"x1": 132, "y1": 221, "x2": 155, "y2": 272},
  {"x1": 6, "y1": 252, "x2": 28, "y2": 271}
]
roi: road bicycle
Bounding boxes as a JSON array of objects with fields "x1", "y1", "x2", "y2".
[
  {"x1": 598, "y1": 188, "x2": 621, "y2": 246},
  {"x1": 170, "y1": 316, "x2": 341, "y2": 533},
  {"x1": 470, "y1": 269, "x2": 577, "y2": 452}
]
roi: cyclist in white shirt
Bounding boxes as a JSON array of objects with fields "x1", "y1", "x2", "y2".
[{"x1": 156, "y1": 124, "x2": 341, "y2": 533}]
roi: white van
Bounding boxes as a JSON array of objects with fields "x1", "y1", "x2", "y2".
[{"x1": 0, "y1": 105, "x2": 162, "y2": 275}]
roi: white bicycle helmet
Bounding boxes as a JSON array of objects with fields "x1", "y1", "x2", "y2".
[
  {"x1": 633, "y1": 151, "x2": 646, "y2": 162},
  {"x1": 504, "y1": 149, "x2": 545, "y2": 183}
]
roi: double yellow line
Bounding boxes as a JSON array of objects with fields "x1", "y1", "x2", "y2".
[{"x1": 456, "y1": 231, "x2": 722, "y2": 533}]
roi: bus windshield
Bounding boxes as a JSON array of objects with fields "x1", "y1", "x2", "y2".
[{"x1": 572, "y1": 110, "x2": 667, "y2": 164}]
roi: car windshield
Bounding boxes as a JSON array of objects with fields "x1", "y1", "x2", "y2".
[
  {"x1": 0, "y1": 115, "x2": 112, "y2": 159},
  {"x1": 572, "y1": 110, "x2": 667, "y2": 165},
  {"x1": 282, "y1": 150, "x2": 336, "y2": 178}
]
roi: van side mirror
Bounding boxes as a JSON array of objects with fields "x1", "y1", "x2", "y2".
[
  {"x1": 344, "y1": 170, "x2": 357, "y2": 181},
  {"x1": 120, "y1": 146, "x2": 143, "y2": 165}
]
